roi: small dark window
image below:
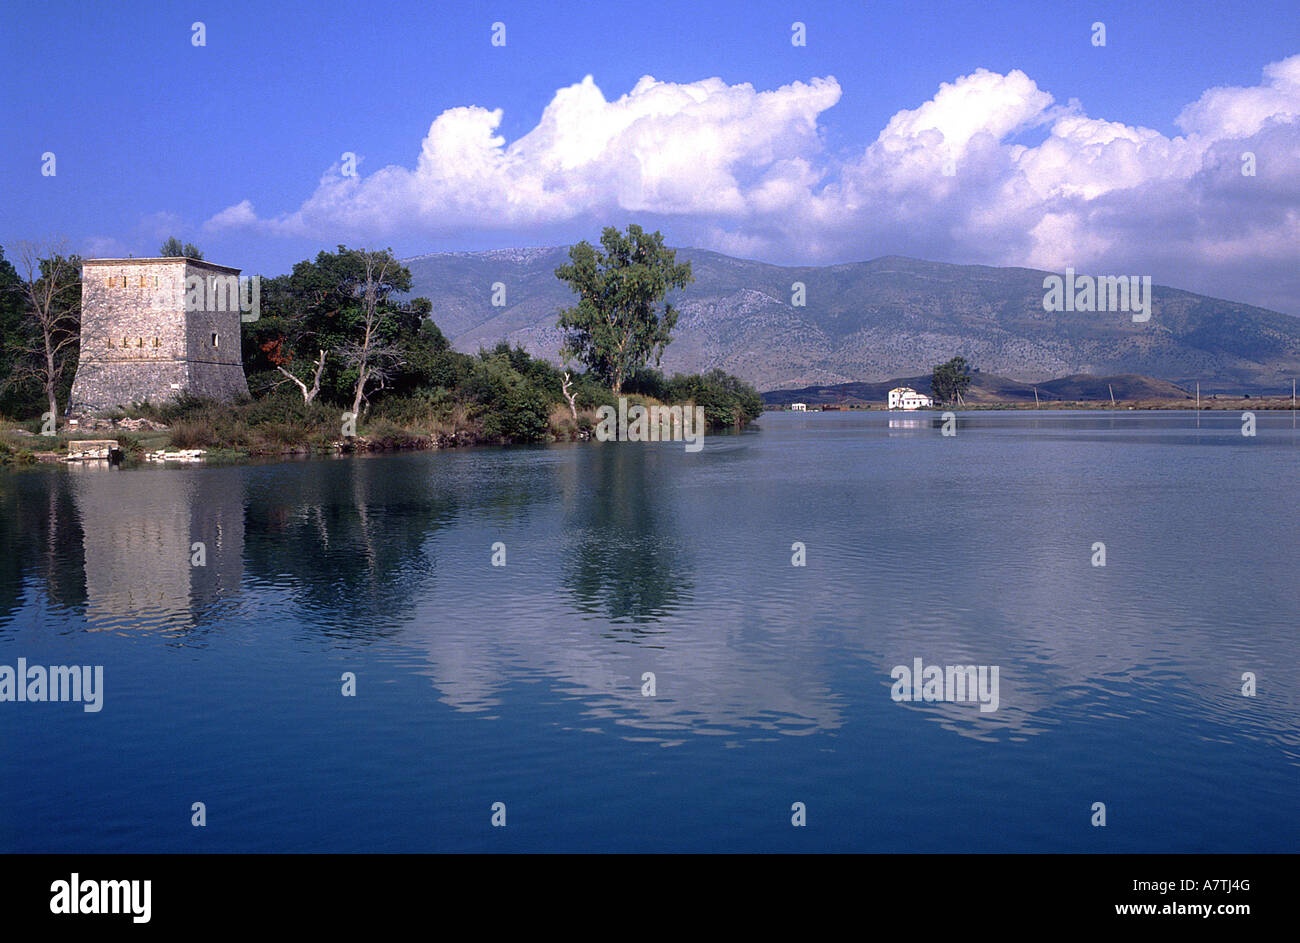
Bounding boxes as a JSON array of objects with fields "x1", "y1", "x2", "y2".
[{"x1": 211, "y1": 332, "x2": 219, "y2": 347}]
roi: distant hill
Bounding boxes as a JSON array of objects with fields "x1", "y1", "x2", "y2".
[
  {"x1": 761, "y1": 373, "x2": 1192, "y2": 407},
  {"x1": 403, "y1": 248, "x2": 1300, "y2": 393}
]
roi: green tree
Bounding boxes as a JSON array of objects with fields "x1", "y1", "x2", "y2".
[
  {"x1": 159, "y1": 236, "x2": 203, "y2": 259},
  {"x1": 0, "y1": 245, "x2": 36, "y2": 417},
  {"x1": 241, "y1": 246, "x2": 429, "y2": 411},
  {"x1": 555, "y1": 224, "x2": 692, "y2": 394},
  {"x1": 930, "y1": 356, "x2": 974, "y2": 406}
]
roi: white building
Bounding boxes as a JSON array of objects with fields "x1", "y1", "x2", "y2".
[
  {"x1": 887, "y1": 387, "x2": 933, "y2": 410},
  {"x1": 790, "y1": 403, "x2": 807, "y2": 412}
]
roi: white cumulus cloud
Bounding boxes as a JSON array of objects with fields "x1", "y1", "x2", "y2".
[{"x1": 207, "y1": 57, "x2": 1300, "y2": 313}]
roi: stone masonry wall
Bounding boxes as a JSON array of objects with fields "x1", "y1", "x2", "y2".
[
  {"x1": 70, "y1": 259, "x2": 249, "y2": 414},
  {"x1": 182, "y1": 261, "x2": 250, "y2": 403}
]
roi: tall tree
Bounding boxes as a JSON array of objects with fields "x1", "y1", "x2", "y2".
[
  {"x1": 240, "y1": 247, "x2": 427, "y2": 409},
  {"x1": 555, "y1": 224, "x2": 692, "y2": 394},
  {"x1": 159, "y1": 236, "x2": 203, "y2": 259},
  {"x1": 931, "y1": 356, "x2": 974, "y2": 406},
  {"x1": 338, "y1": 248, "x2": 409, "y2": 416},
  {"x1": 10, "y1": 241, "x2": 81, "y2": 424},
  {"x1": 0, "y1": 246, "x2": 34, "y2": 417}
]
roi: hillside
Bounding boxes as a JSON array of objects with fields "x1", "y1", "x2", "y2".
[{"x1": 403, "y1": 249, "x2": 1300, "y2": 393}]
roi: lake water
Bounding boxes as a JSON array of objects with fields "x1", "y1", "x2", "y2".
[{"x1": 1, "y1": 410, "x2": 1297, "y2": 852}]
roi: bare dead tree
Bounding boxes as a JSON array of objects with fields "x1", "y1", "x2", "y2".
[
  {"x1": 340, "y1": 337, "x2": 403, "y2": 416},
  {"x1": 10, "y1": 241, "x2": 81, "y2": 424},
  {"x1": 275, "y1": 348, "x2": 327, "y2": 404},
  {"x1": 561, "y1": 371, "x2": 578, "y2": 422},
  {"x1": 345, "y1": 250, "x2": 404, "y2": 417}
]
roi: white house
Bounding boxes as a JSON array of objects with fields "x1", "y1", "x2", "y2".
[
  {"x1": 790, "y1": 403, "x2": 807, "y2": 412},
  {"x1": 887, "y1": 387, "x2": 933, "y2": 410}
]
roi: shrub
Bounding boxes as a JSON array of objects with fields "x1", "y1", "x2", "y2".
[
  {"x1": 361, "y1": 418, "x2": 423, "y2": 450},
  {"x1": 0, "y1": 440, "x2": 35, "y2": 466},
  {"x1": 666, "y1": 369, "x2": 763, "y2": 428},
  {"x1": 113, "y1": 434, "x2": 143, "y2": 457},
  {"x1": 373, "y1": 394, "x2": 438, "y2": 427},
  {"x1": 622, "y1": 367, "x2": 670, "y2": 401}
]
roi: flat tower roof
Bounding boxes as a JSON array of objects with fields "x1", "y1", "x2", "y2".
[{"x1": 83, "y1": 257, "x2": 241, "y2": 274}]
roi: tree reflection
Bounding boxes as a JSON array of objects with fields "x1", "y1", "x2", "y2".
[
  {"x1": 0, "y1": 468, "x2": 86, "y2": 628},
  {"x1": 560, "y1": 444, "x2": 692, "y2": 627},
  {"x1": 242, "y1": 455, "x2": 450, "y2": 641}
]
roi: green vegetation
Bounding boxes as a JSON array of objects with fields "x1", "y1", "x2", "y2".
[
  {"x1": 0, "y1": 243, "x2": 81, "y2": 425},
  {"x1": 556, "y1": 224, "x2": 692, "y2": 394},
  {"x1": 0, "y1": 246, "x2": 33, "y2": 420},
  {"x1": 0, "y1": 230, "x2": 760, "y2": 460},
  {"x1": 930, "y1": 356, "x2": 974, "y2": 406},
  {"x1": 0, "y1": 439, "x2": 37, "y2": 466},
  {"x1": 622, "y1": 367, "x2": 764, "y2": 427},
  {"x1": 159, "y1": 237, "x2": 203, "y2": 260}
]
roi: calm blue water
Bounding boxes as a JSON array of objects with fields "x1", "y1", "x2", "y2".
[{"x1": 1, "y1": 410, "x2": 1297, "y2": 852}]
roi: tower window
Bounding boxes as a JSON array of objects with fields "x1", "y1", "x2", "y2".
[{"x1": 211, "y1": 333, "x2": 219, "y2": 347}]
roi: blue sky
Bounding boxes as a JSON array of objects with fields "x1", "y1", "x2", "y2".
[{"x1": 4, "y1": 0, "x2": 1299, "y2": 311}]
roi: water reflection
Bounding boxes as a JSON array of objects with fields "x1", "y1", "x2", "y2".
[
  {"x1": 1, "y1": 410, "x2": 1297, "y2": 757},
  {"x1": 385, "y1": 440, "x2": 848, "y2": 741},
  {"x1": 560, "y1": 443, "x2": 693, "y2": 626},
  {"x1": 66, "y1": 463, "x2": 244, "y2": 636},
  {"x1": 887, "y1": 416, "x2": 927, "y2": 433},
  {"x1": 0, "y1": 468, "x2": 86, "y2": 625},
  {"x1": 241, "y1": 455, "x2": 450, "y2": 643}
]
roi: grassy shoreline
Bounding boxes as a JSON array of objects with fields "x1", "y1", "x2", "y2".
[
  {"x1": 5, "y1": 396, "x2": 1294, "y2": 468},
  {"x1": 0, "y1": 389, "x2": 745, "y2": 467}
]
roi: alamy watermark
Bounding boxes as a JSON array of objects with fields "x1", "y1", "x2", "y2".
[
  {"x1": 1043, "y1": 267, "x2": 1151, "y2": 322},
  {"x1": 594, "y1": 397, "x2": 706, "y2": 452},
  {"x1": 0, "y1": 659, "x2": 103, "y2": 712},
  {"x1": 890, "y1": 658, "x2": 999, "y2": 713},
  {"x1": 50, "y1": 873, "x2": 150, "y2": 923},
  {"x1": 184, "y1": 273, "x2": 261, "y2": 322}
]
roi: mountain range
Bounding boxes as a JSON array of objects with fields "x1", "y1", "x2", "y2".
[{"x1": 403, "y1": 248, "x2": 1300, "y2": 393}]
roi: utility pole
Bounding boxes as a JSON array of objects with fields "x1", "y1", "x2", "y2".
[{"x1": 1109, "y1": 383, "x2": 1115, "y2": 407}]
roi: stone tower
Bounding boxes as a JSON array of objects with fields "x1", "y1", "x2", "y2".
[{"x1": 70, "y1": 257, "x2": 251, "y2": 414}]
